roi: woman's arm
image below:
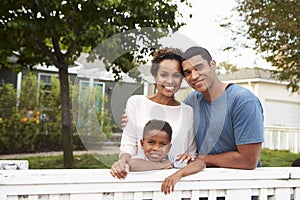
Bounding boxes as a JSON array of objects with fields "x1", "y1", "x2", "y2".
[{"x1": 111, "y1": 97, "x2": 138, "y2": 179}]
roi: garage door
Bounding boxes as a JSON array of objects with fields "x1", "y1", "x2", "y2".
[{"x1": 264, "y1": 100, "x2": 300, "y2": 127}]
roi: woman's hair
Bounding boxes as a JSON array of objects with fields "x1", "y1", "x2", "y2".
[
  {"x1": 143, "y1": 119, "x2": 173, "y2": 142},
  {"x1": 150, "y1": 48, "x2": 183, "y2": 77}
]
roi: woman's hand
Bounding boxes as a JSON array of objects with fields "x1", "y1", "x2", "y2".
[
  {"x1": 121, "y1": 113, "x2": 128, "y2": 130},
  {"x1": 110, "y1": 159, "x2": 130, "y2": 179}
]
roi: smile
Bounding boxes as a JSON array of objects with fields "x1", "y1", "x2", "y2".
[
  {"x1": 194, "y1": 78, "x2": 205, "y2": 86},
  {"x1": 149, "y1": 153, "x2": 162, "y2": 159},
  {"x1": 163, "y1": 85, "x2": 176, "y2": 91}
]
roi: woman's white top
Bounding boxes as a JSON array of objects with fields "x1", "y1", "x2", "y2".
[{"x1": 120, "y1": 95, "x2": 196, "y2": 159}]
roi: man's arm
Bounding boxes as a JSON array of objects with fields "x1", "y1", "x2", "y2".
[
  {"x1": 161, "y1": 157, "x2": 206, "y2": 194},
  {"x1": 199, "y1": 143, "x2": 262, "y2": 170}
]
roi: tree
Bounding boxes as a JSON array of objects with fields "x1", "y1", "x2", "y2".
[
  {"x1": 222, "y1": 0, "x2": 300, "y2": 92},
  {"x1": 217, "y1": 61, "x2": 238, "y2": 75},
  {"x1": 0, "y1": 0, "x2": 190, "y2": 167}
]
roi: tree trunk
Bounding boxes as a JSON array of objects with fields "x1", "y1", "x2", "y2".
[{"x1": 58, "y1": 66, "x2": 73, "y2": 168}]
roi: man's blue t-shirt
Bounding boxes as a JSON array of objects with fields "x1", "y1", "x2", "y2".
[{"x1": 183, "y1": 84, "x2": 264, "y2": 167}]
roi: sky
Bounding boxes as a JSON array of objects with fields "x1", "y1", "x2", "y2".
[{"x1": 174, "y1": 0, "x2": 272, "y2": 69}]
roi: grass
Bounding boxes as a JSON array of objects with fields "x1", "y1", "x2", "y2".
[
  {"x1": 2, "y1": 149, "x2": 300, "y2": 169},
  {"x1": 260, "y1": 149, "x2": 300, "y2": 167}
]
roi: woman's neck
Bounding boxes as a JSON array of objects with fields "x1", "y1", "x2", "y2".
[{"x1": 147, "y1": 94, "x2": 180, "y2": 106}]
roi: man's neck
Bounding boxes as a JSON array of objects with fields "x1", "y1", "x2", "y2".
[{"x1": 203, "y1": 80, "x2": 228, "y2": 103}]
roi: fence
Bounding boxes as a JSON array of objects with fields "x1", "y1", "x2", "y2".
[
  {"x1": 264, "y1": 126, "x2": 300, "y2": 153},
  {"x1": 1, "y1": 167, "x2": 300, "y2": 200}
]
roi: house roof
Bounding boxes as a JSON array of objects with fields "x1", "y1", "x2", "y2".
[
  {"x1": 219, "y1": 68, "x2": 273, "y2": 81},
  {"x1": 217, "y1": 68, "x2": 289, "y2": 86}
]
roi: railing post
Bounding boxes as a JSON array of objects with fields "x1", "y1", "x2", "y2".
[
  {"x1": 225, "y1": 189, "x2": 251, "y2": 200},
  {"x1": 0, "y1": 189, "x2": 6, "y2": 200},
  {"x1": 274, "y1": 188, "x2": 291, "y2": 200},
  {"x1": 208, "y1": 189, "x2": 218, "y2": 200},
  {"x1": 259, "y1": 188, "x2": 268, "y2": 200},
  {"x1": 294, "y1": 188, "x2": 300, "y2": 200}
]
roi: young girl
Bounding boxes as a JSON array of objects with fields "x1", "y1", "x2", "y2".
[{"x1": 128, "y1": 119, "x2": 205, "y2": 195}]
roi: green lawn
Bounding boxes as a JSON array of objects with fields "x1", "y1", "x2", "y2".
[
  {"x1": 260, "y1": 149, "x2": 300, "y2": 167},
  {"x1": 2, "y1": 149, "x2": 300, "y2": 169}
]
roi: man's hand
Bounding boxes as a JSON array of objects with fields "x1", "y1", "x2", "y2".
[
  {"x1": 176, "y1": 153, "x2": 195, "y2": 163},
  {"x1": 110, "y1": 159, "x2": 130, "y2": 179},
  {"x1": 161, "y1": 157, "x2": 206, "y2": 195},
  {"x1": 161, "y1": 172, "x2": 182, "y2": 194}
]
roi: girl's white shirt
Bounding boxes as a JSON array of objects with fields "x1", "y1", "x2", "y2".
[{"x1": 120, "y1": 95, "x2": 196, "y2": 159}]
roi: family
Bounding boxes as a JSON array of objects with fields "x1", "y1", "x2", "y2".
[{"x1": 110, "y1": 46, "x2": 264, "y2": 195}]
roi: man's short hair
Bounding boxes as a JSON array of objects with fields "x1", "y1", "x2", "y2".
[{"x1": 182, "y1": 46, "x2": 213, "y2": 64}]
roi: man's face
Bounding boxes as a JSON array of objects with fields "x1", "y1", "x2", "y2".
[
  {"x1": 182, "y1": 55, "x2": 216, "y2": 93},
  {"x1": 141, "y1": 129, "x2": 171, "y2": 162}
]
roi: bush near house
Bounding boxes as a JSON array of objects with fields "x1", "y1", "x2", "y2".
[{"x1": 0, "y1": 72, "x2": 115, "y2": 155}]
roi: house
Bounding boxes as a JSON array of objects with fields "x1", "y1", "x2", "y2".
[
  {"x1": 219, "y1": 68, "x2": 300, "y2": 128},
  {"x1": 0, "y1": 56, "x2": 145, "y2": 132},
  {"x1": 219, "y1": 68, "x2": 300, "y2": 152}
]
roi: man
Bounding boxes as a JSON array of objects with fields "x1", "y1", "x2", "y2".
[{"x1": 181, "y1": 46, "x2": 264, "y2": 169}]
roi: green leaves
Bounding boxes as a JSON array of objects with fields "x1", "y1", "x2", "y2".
[
  {"x1": 0, "y1": 0, "x2": 190, "y2": 167},
  {"x1": 231, "y1": 0, "x2": 300, "y2": 92},
  {"x1": 0, "y1": 0, "x2": 188, "y2": 72}
]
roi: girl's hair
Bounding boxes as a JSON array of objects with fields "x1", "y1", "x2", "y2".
[{"x1": 143, "y1": 119, "x2": 172, "y2": 141}]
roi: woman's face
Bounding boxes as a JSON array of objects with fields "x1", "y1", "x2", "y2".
[{"x1": 154, "y1": 59, "x2": 183, "y2": 97}]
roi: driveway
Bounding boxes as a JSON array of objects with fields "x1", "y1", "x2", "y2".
[{"x1": 0, "y1": 145, "x2": 120, "y2": 159}]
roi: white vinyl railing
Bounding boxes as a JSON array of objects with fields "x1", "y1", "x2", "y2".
[
  {"x1": 1, "y1": 167, "x2": 300, "y2": 200},
  {"x1": 264, "y1": 126, "x2": 300, "y2": 153}
]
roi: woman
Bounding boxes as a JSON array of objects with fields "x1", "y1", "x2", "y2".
[{"x1": 110, "y1": 48, "x2": 198, "y2": 179}]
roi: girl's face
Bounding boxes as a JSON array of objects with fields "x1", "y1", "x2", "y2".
[
  {"x1": 154, "y1": 59, "x2": 183, "y2": 97},
  {"x1": 141, "y1": 129, "x2": 171, "y2": 162}
]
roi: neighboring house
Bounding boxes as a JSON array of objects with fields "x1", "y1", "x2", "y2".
[
  {"x1": 0, "y1": 56, "x2": 145, "y2": 133},
  {"x1": 219, "y1": 68, "x2": 300, "y2": 153}
]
